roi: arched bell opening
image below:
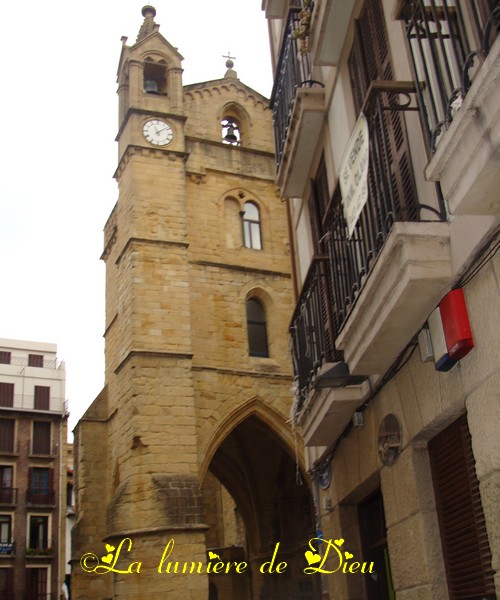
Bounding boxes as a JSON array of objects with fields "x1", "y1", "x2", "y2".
[
  {"x1": 143, "y1": 57, "x2": 167, "y2": 94},
  {"x1": 202, "y1": 415, "x2": 322, "y2": 600}
]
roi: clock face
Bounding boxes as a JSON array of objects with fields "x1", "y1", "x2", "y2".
[{"x1": 142, "y1": 119, "x2": 174, "y2": 146}]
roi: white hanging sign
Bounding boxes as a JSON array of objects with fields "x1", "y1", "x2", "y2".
[{"x1": 339, "y1": 113, "x2": 369, "y2": 238}]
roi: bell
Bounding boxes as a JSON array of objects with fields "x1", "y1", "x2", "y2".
[
  {"x1": 224, "y1": 124, "x2": 238, "y2": 143},
  {"x1": 144, "y1": 79, "x2": 159, "y2": 93}
]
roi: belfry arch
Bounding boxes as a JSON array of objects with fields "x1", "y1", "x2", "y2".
[{"x1": 201, "y1": 413, "x2": 320, "y2": 600}]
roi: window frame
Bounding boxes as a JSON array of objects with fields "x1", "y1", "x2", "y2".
[
  {"x1": 27, "y1": 514, "x2": 50, "y2": 550},
  {"x1": 242, "y1": 201, "x2": 262, "y2": 250},
  {"x1": 246, "y1": 298, "x2": 269, "y2": 358},
  {"x1": 0, "y1": 515, "x2": 12, "y2": 544}
]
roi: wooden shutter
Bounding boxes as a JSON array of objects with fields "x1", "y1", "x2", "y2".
[
  {"x1": 348, "y1": 0, "x2": 418, "y2": 221},
  {"x1": 32, "y1": 421, "x2": 51, "y2": 455},
  {"x1": 0, "y1": 383, "x2": 14, "y2": 408},
  {"x1": 429, "y1": 415, "x2": 495, "y2": 599},
  {"x1": 28, "y1": 354, "x2": 44, "y2": 367},
  {"x1": 0, "y1": 419, "x2": 14, "y2": 453},
  {"x1": 0, "y1": 352, "x2": 11, "y2": 365},
  {"x1": 34, "y1": 385, "x2": 50, "y2": 410}
]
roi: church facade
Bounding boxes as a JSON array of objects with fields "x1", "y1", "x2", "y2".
[{"x1": 72, "y1": 6, "x2": 320, "y2": 600}]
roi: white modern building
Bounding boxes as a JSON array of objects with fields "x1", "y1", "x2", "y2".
[{"x1": 0, "y1": 338, "x2": 69, "y2": 600}]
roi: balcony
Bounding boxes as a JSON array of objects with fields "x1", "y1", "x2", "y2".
[
  {"x1": 270, "y1": 7, "x2": 326, "y2": 197},
  {"x1": 290, "y1": 83, "x2": 453, "y2": 428},
  {"x1": 290, "y1": 257, "x2": 342, "y2": 410},
  {"x1": 0, "y1": 393, "x2": 68, "y2": 414},
  {"x1": 399, "y1": 0, "x2": 500, "y2": 215},
  {"x1": 26, "y1": 490, "x2": 55, "y2": 507},
  {"x1": 290, "y1": 258, "x2": 371, "y2": 442},
  {"x1": 0, "y1": 541, "x2": 15, "y2": 556},
  {"x1": 308, "y1": 0, "x2": 357, "y2": 66},
  {"x1": 0, "y1": 487, "x2": 17, "y2": 506}
]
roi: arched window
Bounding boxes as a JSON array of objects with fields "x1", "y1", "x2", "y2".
[
  {"x1": 246, "y1": 298, "x2": 269, "y2": 357},
  {"x1": 221, "y1": 118, "x2": 241, "y2": 145},
  {"x1": 242, "y1": 202, "x2": 262, "y2": 250},
  {"x1": 144, "y1": 57, "x2": 167, "y2": 94}
]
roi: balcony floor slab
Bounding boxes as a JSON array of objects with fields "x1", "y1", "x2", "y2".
[
  {"x1": 298, "y1": 380, "x2": 371, "y2": 447},
  {"x1": 335, "y1": 222, "x2": 452, "y2": 376}
]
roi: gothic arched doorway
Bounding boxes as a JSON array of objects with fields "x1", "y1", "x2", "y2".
[{"x1": 202, "y1": 415, "x2": 321, "y2": 600}]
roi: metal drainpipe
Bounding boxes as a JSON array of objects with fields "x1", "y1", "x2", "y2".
[
  {"x1": 312, "y1": 463, "x2": 330, "y2": 599},
  {"x1": 58, "y1": 415, "x2": 64, "y2": 599}
]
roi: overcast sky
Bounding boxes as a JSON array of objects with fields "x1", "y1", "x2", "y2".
[{"x1": 0, "y1": 1, "x2": 273, "y2": 438}]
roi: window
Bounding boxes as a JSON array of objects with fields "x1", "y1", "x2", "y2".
[
  {"x1": 246, "y1": 299, "x2": 269, "y2": 357},
  {"x1": 28, "y1": 516, "x2": 49, "y2": 550},
  {"x1": 144, "y1": 57, "x2": 167, "y2": 93},
  {"x1": 28, "y1": 468, "x2": 53, "y2": 505},
  {"x1": 27, "y1": 568, "x2": 48, "y2": 600},
  {"x1": 0, "y1": 384, "x2": 14, "y2": 408},
  {"x1": 34, "y1": 386, "x2": 50, "y2": 411},
  {"x1": 0, "y1": 515, "x2": 11, "y2": 544},
  {"x1": 242, "y1": 202, "x2": 262, "y2": 250},
  {"x1": 0, "y1": 568, "x2": 13, "y2": 597},
  {"x1": 0, "y1": 352, "x2": 10, "y2": 365},
  {"x1": 32, "y1": 422, "x2": 51, "y2": 455},
  {"x1": 28, "y1": 354, "x2": 43, "y2": 368},
  {"x1": 0, "y1": 420, "x2": 14, "y2": 453},
  {"x1": 0, "y1": 466, "x2": 13, "y2": 504},
  {"x1": 221, "y1": 118, "x2": 241, "y2": 145}
]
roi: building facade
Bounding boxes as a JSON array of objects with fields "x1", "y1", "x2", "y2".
[
  {"x1": 263, "y1": 0, "x2": 499, "y2": 599},
  {"x1": 72, "y1": 6, "x2": 321, "y2": 600},
  {"x1": 0, "y1": 338, "x2": 68, "y2": 599}
]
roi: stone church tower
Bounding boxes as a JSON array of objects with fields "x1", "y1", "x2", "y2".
[{"x1": 72, "y1": 7, "x2": 320, "y2": 600}]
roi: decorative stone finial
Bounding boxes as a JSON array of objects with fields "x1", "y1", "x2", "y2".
[
  {"x1": 142, "y1": 5, "x2": 156, "y2": 18},
  {"x1": 137, "y1": 6, "x2": 158, "y2": 41}
]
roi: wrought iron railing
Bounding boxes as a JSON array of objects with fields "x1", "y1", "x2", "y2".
[
  {"x1": 401, "y1": 0, "x2": 500, "y2": 152},
  {"x1": 290, "y1": 258, "x2": 343, "y2": 410},
  {"x1": 26, "y1": 490, "x2": 55, "y2": 506},
  {"x1": 324, "y1": 82, "x2": 446, "y2": 331},
  {"x1": 270, "y1": 6, "x2": 323, "y2": 169},
  {"x1": 0, "y1": 541, "x2": 15, "y2": 554},
  {"x1": 290, "y1": 83, "x2": 447, "y2": 401},
  {"x1": 0, "y1": 487, "x2": 17, "y2": 505}
]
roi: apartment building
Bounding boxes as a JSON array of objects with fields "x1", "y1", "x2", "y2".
[
  {"x1": 0, "y1": 338, "x2": 68, "y2": 599},
  {"x1": 263, "y1": 0, "x2": 499, "y2": 598}
]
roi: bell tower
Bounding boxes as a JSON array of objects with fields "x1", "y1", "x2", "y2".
[{"x1": 73, "y1": 6, "x2": 320, "y2": 600}]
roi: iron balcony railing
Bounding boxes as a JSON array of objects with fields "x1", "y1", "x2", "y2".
[
  {"x1": 270, "y1": 5, "x2": 323, "y2": 169},
  {"x1": 26, "y1": 489, "x2": 55, "y2": 506},
  {"x1": 0, "y1": 487, "x2": 17, "y2": 505},
  {"x1": 0, "y1": 541, "x2": 15, "y2": 554},
  {"x1": 290, "y1": 257, "x2": 343, "y2": 412},
  {"x1": 401, "y1": 0, "x2": 500, "y2": 152},
  {"x1": 290, "y1": 83, "x2": 446, "y2": 402},
  {"x1": 324, "y1": 82, "x2": 446, "y2": 331}
]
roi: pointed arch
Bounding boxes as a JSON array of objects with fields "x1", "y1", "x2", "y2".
[{"x1": 199, "y1": 396, "x2": 303, "y2": 483}]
